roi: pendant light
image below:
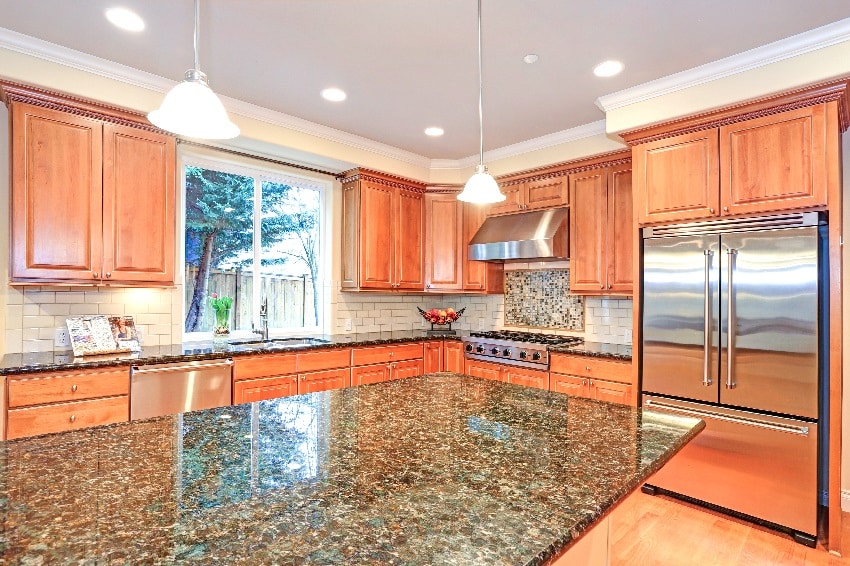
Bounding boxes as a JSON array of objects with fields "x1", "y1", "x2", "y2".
[
  {"x1": 148, "y1": 0, "x2": 239, "y2": 139},
  {"x1": 457, "y1": 0, "x2": 505, "y2": 204}
]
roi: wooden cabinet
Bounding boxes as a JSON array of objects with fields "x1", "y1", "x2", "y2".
[
  {"x1": 488, "y1": 175, "x2": 568, "y2": 216},
  {"x1": 233, "y1": 374, "x2": 299, "y2": 404},
  {"x1": 462, "y1": 202, "x2": 504, "y2": 293},
  {"x1": 465, "y1": 359, "x2": 507, "y2": 382},
  {"x1": 443, "y1": 341, "x2": 464, "y2": 373},
  {"x1": 570, "y1": 162, "x2": 633, "y2": 295},
  {"x1": 5, "y1": 367, "x2": 130, "y2": 439},
  {"x1": 341, "y1": 168, "x2": 425, "y2": 291},
  {"x1": 233, "y1": 349, "x2": 352, "y2": 402},
  {"x1": 5, "y1": 85, "x2": 175, "y2": 285},
  {"x1": 351, "y1": 343, "x2": 424, "y2": 385},
  {"x1": 503, "y1": 366, "x2": 549, "y2": 390},
  {"x1": 424, "y1": 341, "x2": 443, "y2": 373},
  {"x1": 352, "y1": 364, "x2": 390, "y2": 386},
  {"x1": 424, "y1": 192, "x2": 463, "y2": 292},
  {"x1": 299, "y1": 368, "x2": 351, "y2": 393},
  {"x1": 633, "y1": 103, "x2": 830, "y2": 225},
  {"x1": 549, "y1": 353, "x2": 633, "y2": 405}
]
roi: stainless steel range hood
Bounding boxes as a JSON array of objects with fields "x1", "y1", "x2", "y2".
[{"x1": 468, "y1": 208, "x2": 569, "y2": 262}]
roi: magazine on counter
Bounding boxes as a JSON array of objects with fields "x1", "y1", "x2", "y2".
[{"x1": 66, "y1": 315, "x2": 140, "y2": 356}]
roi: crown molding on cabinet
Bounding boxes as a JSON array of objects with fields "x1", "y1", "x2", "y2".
[{"x1": 596, "y1": 18, "x2": 850, "y2": 113}]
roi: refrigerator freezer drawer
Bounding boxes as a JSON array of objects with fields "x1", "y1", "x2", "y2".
[{"x1": 643, "y1": 395, "x2": 817, "y2": 536}]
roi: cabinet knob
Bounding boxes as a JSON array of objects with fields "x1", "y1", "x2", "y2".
[
  {"x1": 69, "y1": 415, "x2": 76, "y2": 423},
  {"x1": 71, "y1": 384, "x2": 78, "y2": 392},
  {"x1": 589, "y1": 380, "x2": 594, "y2": 386},
  {"x1": 389, "y1": 352, "x2": 394, "y2": 357},
  {"x1": 299, "y1": 374, "x2": 305, "y2": 380},
  {"x1": 582, "y1": 379, "x2": 587, "y2": 385},
  {"x1": 585, "y1": 366, "x2": 591, "y2": 371},
  {"x1": 93, "y1": 272, "x2": 99, "y2": 278},
  {"x1": 723, "y1": 206, "x2": 729, "y2": 212},
  {"x1": 600, "y1": 284, "x2": 604, "y2": 289},
  {"x1": 106, "y1": 272, "x2": 112, "y2": 278},
  {"x1": 426, "y1": 284, "x2": 431, "y2": 289},
  {"x1": 709, "y1": 208, "x2": 715, "y2": 214},
  {"x1": 608, "y1": 284, "x2": 612, "y2": 289}
]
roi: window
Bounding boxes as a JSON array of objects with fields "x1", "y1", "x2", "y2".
[{"x1": 182, "y1": 154, "x2": 327, "y2": 339}]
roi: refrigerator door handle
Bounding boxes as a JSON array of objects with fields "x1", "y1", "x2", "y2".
[
  {"x1": 644, "y1": 399, "x2": 810, "y2": 436},
  {"x1": 726, "y1": 248, "x2": 738, "y2": 389},
  {"x1": 703, "y1": 250, "x2": 713, "y2": 387}
]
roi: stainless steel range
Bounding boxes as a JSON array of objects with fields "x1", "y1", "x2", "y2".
[{"x1": 462, "y1": 331, "x2": 583, "y2": 370}]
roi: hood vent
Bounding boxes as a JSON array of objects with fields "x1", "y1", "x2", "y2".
[{"x1": 468, "y1": 208, "x2": 569, "y2": 262}]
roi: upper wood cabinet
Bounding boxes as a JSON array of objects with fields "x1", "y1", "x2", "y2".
[
  {"x1": 4, "y1": 84, "x2": 176, "y2": 285},
  {"x1": 461, "y1": 201, "x2": 504, "y2": 293},
  {"x1": 632, "y1": 102, "x2": 831, "y2": 225},
  {"x1": 424, "y1": 192, "x2": 463, "y2": 291},
  {"x1": 488, "y1": 174, "x2": 568, "y2": 216},
  {"x1": 341, "y1": 169, "x2": 425, "y2": 291},
  {"x1": 570, "y1": 162, "x2": 633, "y2": 295}
]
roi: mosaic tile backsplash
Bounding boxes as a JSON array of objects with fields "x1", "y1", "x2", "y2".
[{"x1": 504, "y1": 269, "x2": 583, "y2": 330}]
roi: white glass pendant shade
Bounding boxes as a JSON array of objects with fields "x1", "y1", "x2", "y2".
[
  {"x1": 458, "y1": 164, "x2": 505, "y2": 203},
  {"x1": 148, "y1": 70, "x2": 240, "y2": 139}
]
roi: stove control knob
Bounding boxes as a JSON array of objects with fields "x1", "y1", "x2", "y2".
[
  {"x1": 519, "y1": 351, "x2": 528, "y2": 359},
  {"x1": 490, "y1": 347, "x2": 499, "y2": 355},
  {"x1": 502, "y1": 348, "x2": 511, "y2": 357},
  {"x1": 465, "y1": 344, "x2": 473, "y2": 352},
  {"x1": 476, "y1": 345, "x2": 485, "y2": 353},
  {"x1": 532, "y1": 352, "x2": 542, "y2": 361}
]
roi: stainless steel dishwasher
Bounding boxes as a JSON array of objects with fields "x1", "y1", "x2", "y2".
[{"x1": 130, "y1": 358, "x2": 234, "y2": 420}]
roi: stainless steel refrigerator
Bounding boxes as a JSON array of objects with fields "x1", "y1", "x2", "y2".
[{"x1": 641, "y1": 212, "x2": 825, "y2": 546}]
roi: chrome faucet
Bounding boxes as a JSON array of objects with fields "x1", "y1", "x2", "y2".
[{"x1": 253, "y1": 296, "x2": 269, "y2": 340}]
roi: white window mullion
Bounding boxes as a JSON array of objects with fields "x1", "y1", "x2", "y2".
[{"x1": 252, "y1": 177, "x2": 262, "y2": 331}]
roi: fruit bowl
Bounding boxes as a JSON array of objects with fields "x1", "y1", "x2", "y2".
[{"x1": 417, "y1": 307, "x2": 465, "y2": 334}]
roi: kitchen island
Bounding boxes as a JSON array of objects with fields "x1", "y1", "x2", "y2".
[{"x1": 0, "y1": 373, "x2": 701, "y2": 564}]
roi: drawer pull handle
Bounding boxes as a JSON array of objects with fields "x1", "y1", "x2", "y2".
[
  {"x1": 71, "y1": 384, "x2": 78, "y2": 392},
  {"x1": 585, "y1": 366, "x2": 591, "y2": 371},
  {"x1": 69, "y1": 415, "x2": 76, "y2": 423}
]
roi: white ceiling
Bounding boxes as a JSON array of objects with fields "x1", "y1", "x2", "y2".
[{"x1": 1, "y1": 1, "x2": 849, "y2": 160}]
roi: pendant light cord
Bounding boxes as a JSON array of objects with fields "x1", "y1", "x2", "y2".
[
  {"x1": 193, "y1": 0, "x2": 201, "y2": 72},
  {"x1": 476, "y1": 0, "x2": 485, "y2": 167}
]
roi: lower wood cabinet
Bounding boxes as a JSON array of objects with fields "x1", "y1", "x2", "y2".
[
  {"x1": 465, "y1": 359, "x2": 507, "y2": 382},
  {"x1": 5, "y1": 367, "x2": 130, "y2": 440},
  {"x1": 549, "y1": 353, "x2": 633, "y2": 405},
  {"x1": 503, "y1": 366, "x2": 549, "y2": 390},
  {"x1": 299, "y1": 368, "x2": 351, "y2": 394},
  {"x1": 424, "y1": 341, "x2": 443, "y2": 372},
  {"x1": 550, "y1": 373, "x2": 632, "y2": 404},
  {"x1": 443, "y1": 341, "x2": 464, "y2": 373},
  {"x1": 233, "y1": 374, "x2": 299, "y2": 404}
]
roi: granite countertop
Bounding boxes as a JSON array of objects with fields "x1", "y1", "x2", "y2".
[
  {"x1": 0, "y1": 373, "x2": 703, "y2": 565},
  {"x1": 1, "y1": 331, "x2": 631, "y2": 375}
]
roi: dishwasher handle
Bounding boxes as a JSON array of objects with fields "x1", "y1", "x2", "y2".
[{"x1": 131, "y1": 359, "x2": 233, "y2": 375}]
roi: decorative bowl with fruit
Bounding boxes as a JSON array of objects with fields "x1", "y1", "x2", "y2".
[{"x1": 417, "y1": 307, "x2": 465, "y2": 335}]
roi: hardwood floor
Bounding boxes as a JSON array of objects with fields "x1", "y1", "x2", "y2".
[{"x1": 610, "y1": 491, "x2": 850, "y2": 565}]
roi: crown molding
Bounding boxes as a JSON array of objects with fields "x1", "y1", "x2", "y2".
[{"x1": 596, "y1": 18, "x2": 850, "y2": 113}]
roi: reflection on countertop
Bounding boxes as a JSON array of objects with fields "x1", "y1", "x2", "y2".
[
  {"x1": 0, "y1": 373, "x2": 702, "y2": 565},
  {"x1": 549, "y1": 341, "x2": 632, "y2": 361}
]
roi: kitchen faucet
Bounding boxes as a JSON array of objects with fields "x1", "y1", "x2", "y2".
[{"x1": 253, "y1": 296, "x2": 269, "y2": 340}]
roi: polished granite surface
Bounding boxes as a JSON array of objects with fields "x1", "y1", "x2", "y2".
[
  {"x1": 0, "y1": 331, "x2": 466, "y2": 375},
  {"x1": 0, "y1": 374, "x2": 702, "y2": 565},
  {"x1": 550, "y1": 341, "x2": 632, "y2": 361}
]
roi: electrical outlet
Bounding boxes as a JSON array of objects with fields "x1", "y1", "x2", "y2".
[
  {"x1": 344, "y1": 319, "x2": 352, "y2": 332},
  {"x1": 478, "y1": 318, "x2": 485, "y2": 330},
  {"x1": 54, "y1": 327, "x2": 70, "y2": 347},
  {"x1": 136, "y1": 327, "x2": 145, "y2": 345},
  {"x1": 624, "y1": 329, "x2": 633, "y2": 344}
]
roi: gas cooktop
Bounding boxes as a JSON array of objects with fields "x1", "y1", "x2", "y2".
[
  {"x1": 463, "y1": 332, "x2": 583, "y2": 369},
  {"x1": 468, "y1": 331, "x2": 583, "y2": 347}
]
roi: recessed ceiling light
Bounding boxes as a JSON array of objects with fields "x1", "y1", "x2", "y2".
[
  {"x1": 523, "y1": 54, "x2": 539, "y2": 64},
  {"x1": 593, "y1": 60, "x2": 624, "y2": 78},
  {"x1": 321, "y1": 88, "x2": 347, "y2": 102},
  {"x1": 105, "y1": 7, "x2": 145, "y2": 32},
  {"x1": 424, "y1": 127, "x2": 444, "y2": 137}
]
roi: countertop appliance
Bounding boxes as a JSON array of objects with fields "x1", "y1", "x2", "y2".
[
  {"x1": 130, "y1": 358, "x2": 234, "y2": 420},
  {"x1": 462, "y1": 331, "x2": 583, "y2": 370},
  {"x1": 641, "y1": 212, "x2": 825, "y2": 547}
]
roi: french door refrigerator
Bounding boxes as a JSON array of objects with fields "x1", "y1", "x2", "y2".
[{"x1": 641, "y1": 212, "x2": 825, "y2": 546}]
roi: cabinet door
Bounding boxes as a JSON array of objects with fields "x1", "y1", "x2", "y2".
[
  {"x1": 234, "y1": 375, "x2": 298, "y2": 404},
  {"x1": 462, "y1": 203, "x2": 504, "y2": 293},
  {"x1": 634, "y1": 129, "x2": 720, "y2": 224},
  {"x1": 524, "y1": 176, "x2": 568, "y2": 210},
  {"x1": 570, "y1": 168, "x2": 608, "y2": 293},
  {"x1": 589, "y1": 379, "x2": 632, "y2": 405},
  {"x1": 465, "y1": 359, "x2": 505, "y2": 382},
  {"x1": 550, "y1": 373, "x2": 587, "y2": 398},
  {"x1": 351, "y1": 364, "x2": 388, "y2": 386},
  {"x1": 391, "y1": 359, "x2": 423, "y2": 380},
  {"x1": 298, "y1": 368, "x2": 351, "y2": 394},
  {"x1": 505, "y1": 367, "x2": 549, "y2": 390},
  {"x1": 359, "y1": 180, "x2": 395, "y2": 289},
  {"x1": 424, "y1": 341, "x2": 443, "y2": 373},
  {"x1": 720, "y1": 105, "x2": 828, "y2": 215},
  {"x1": 607, "y1": 164, "x2": 634, "y2": 294},
  {"x1": 443, "y1": 341, "x2": 464, "y2": 373},
  {"x1": 424, "y1": 193, "x2": 463, "y2": 291},
  {"x1": 10, "y1": 103, "x2": 103, "y2": 282},
  {"x1": 487, "y1": 182, "x2": 524, "y2": 215},
  {"x1": 395, "y1": 188, "x2": 425, "y2": 290},
  {"x1": 102, "y1": 124, "x2": 175, "y2": 284}
]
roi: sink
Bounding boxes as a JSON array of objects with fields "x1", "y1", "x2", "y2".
[{"x1": 229, "y1": 337, "x2": 330, "y2": 348}]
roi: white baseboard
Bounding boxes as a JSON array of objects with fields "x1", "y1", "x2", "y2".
[{"x1": 841, "y1": 489, "x2": 850, "y2": 512}]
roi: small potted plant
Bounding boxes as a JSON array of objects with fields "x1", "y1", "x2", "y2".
[{"x1": 210, "y1": 292, "x2": 234, "y2": 336}]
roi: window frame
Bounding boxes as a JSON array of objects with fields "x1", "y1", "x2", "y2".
[{"x1": 179, "y1": 148, "x2": 331, "y2": 342}]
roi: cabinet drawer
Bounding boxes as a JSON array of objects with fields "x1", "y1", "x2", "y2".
[
  {"x1": 7, "y1": 395, "x2": 128, "y2": 440},
  {"x1": 549, "y1": 355, "x2": 631, "y2": 383},
  {"x1": 351, "y1": 343, "x2": 423, "y2": 366},
  {"x1": 234, "y1": 375, "x2": 298, "y2": 404},
  {"x1": 297, "y1": 349, "x2": 351, "y2": 372},
  {"x1": 299, "y1": 368, "x2": 351, "y2": 394},
  {"x1": 233, "y1": 354, "x2": 297, "y2": 381},
  {"x1": 505, "y1": 367, "x2": 549, "y2": 390},
  {"x1": 8, "y1": 368, "x2": 129, "y2": 408}
]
